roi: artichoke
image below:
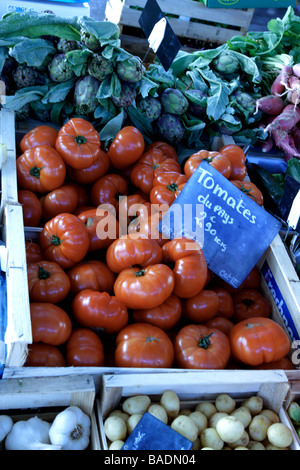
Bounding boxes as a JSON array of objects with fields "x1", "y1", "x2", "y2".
[
  {"x1": 15, "y1": 103, "x2": 31, "y2": 121},
  {"x1": 212, "y1": 51, "x2": 240, "y2": 75},
  {"x1": 137, "y1": 96, "x2": 162, "y2": 122},
  {"x1": 74, "y1": 75, "x2": 101, "y2": 115},
  {"x1": 111, "y1": 81, "x2": 136, "y2": 108},
  {"x1": 48, "y1": 54, "x2": 75, "y2": 83},
  {"x1": 12, "y1": 65, "x2": 37, "y2": 88},
  {"x1": 232, "y1": 90, "x2": 256, "y2": 114},
  {"x1": 57, "y1": 39, "x2": 81, "y2": 54},
  {"x1": 187, "y1": 89, "x2": 207, "y2": 117},
  {"x1": 88, "y1": 53, "x2": 114, "y2": 82},
  {"x1": 116, "y1": 56, "x2": 145, "y2": 83},
  {"x1": 160, "y1": 88, "x2": 189, "y2": 115},
  {"x1": 155, "y1": 113, "x2": 185, "y2": 145},
  {"x1": 80, "y1": 28, "x2": 100, "y2": 52}
]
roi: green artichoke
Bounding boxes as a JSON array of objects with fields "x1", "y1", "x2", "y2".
[
  {"x1": 232, "y1": 90, "x2": 256, "y2": 114},
  {"x1": 74, "y1": 75, "x2": 101, "y2": 115},
  {"x1": 155, "y1": 113, "x2": 185, "y2": 145},
  {"x1": 88, "y1": 53, "x2": 114, "y2": 82},
  {"x1": 48, "y1": 54, "x2": 75, "y2": 83},
  {"x1": 187, "y1": 89, "x2": 207, "y2": 117},
  {"x1": 57, "y1": 39, "x2": 81, "y2": 54},
  {"x1": 111, "y1": 81, "x2": 136, "y2": 108},
  {"x1": 80, "y1": 28, "x2": 100, "y2": 52},
  {"x1": 160, "y1": 88, "x2": 189, "y2": 115},
  {"x1": 12, "y1": 65, "x2": 37, "y2": 88},
  {"x1": 116, "y1": 56, "x2": 145, "y2": 83},
  {"x1": 212, "y1": 51, "x2": 240, "y2": 75},
  {"x1": 137, "y1": 96, "x2": 162, "y2": 122}
]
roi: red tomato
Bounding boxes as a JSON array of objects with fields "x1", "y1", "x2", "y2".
[
  {"x1": 211, "y1": 287, "x2": 234, "y2": 319},
  {"x1": 25, "y1": 240, "x2": 44, "y2": 264},
  {"x1": 108, "y1": 126, "x2": 145, "y2": 169},
  {"x1": 219, "y1": 144, "x2": 247, "y2": 181},
  {"x1": 30, "y1": 302, "x2": 72, "y2": 346},
  {"x1": 19, "y1": 125, "x2": 58, "y2": 153},
  {"x1": 132, "y1": 294, "x2": 182, "y2": 331},
  {"x1": 66, "y1": 149, "x2": 110, "y2": 184},
  {"x1": 232, "y1": 288, "x2": 271, "y2": 323},
  {"x1": 174, "y1": 324, "x2": 231, "y2": 369},
  {"x1": 118, "y1": 193, "x2": 149, "y2": 231},
  {"x1": 40, "y1": 184, "x2": 79, "y2": 221},
  {"x1": 243, "y1": 266, "x2": 261, "y2": 290},
  {"x1": 162, "y1": 237, "x2": 207, "y2": 298},
  {"x1": 77, "y1": 207, "x2": 120, "y2": 251},
  {"x1": 18, "y1": 189, "x2": 42, "y2": 227},
  {"x1": 114, "y1": 323, "x2": 175, "y2": 368},
  {"x1": 40, "y1": 213, "x2": 90, "y2": 269},
  {"x1": 106, "y1": 235, "x2": 163, "y2": 273},
  {"x1": 128, "y1": 208, "x2": 170, "y2": 247},
  {"x1": 229, "y1": 317, "x2": 291, "y2": 366},
  {"x1": 24, "y1": 343, "x2": 66, "y2": 367},
  {"x1": 72, "y1": 289, "x2": 128, "y2": 334},
  {"x1": 231, "y1": 180, "x2": 264, "y2": 206},
  {"x1": 17, "y1": 145, "x2": 66, "y2": 193},
  {"x1": 66, "y1": 328, "x2": 105, "y2": 367},
  {"x1": 150, "y1": 172, "x2": 187, "y2": 206},
  {"x1": 67, "y1": 182, "x2": 90, "y2": 208},
  {"x1": 114, "y1": 264, "x2": 175, "y2": 310},
  {"x1": 251, "y1": 356, "x2": 295, "y2": 370},
  {"x1": 55, "y1": 118, "x2": 101, "y2": 169},
  {"x1": 146, "y1": 141, "x2": 178, "y2": 161},
  {"x1": 182, "y1": 289, "x2": 219, "y2": 323},
  {"x1": 67, "y1": 260, "x2": 116, "y2": 296},
  {"x1": 90, "y1": 173, "x2": 128, "y2": 210},
  {"x1": 184, "y1": 150, "x2": 232, "y2": 179},
  {"x1": 27, "y1": 260, "x2": 71, "y2": 303},
  {"x1": 204, "y1": 316, "x2": 234, "y2": 337}
]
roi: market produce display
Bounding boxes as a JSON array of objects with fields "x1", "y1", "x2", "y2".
[{"x1": 102, "y1": 391, "x2": 295, "y2": 450}]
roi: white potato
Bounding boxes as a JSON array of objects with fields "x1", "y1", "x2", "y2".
[
  {"x1": 189, "y1": 411, "x2": 208, "y2": 434},
  {"x1": 147, "y1": 404, "x2": 168, "y2": 424},
  {"x1": 127, "y1": 413, "x2": 143, "y2": 434},
  {"x1": 234, "y1": 446, "x2": 249, "y2": 450},
  {"x1": 230, "y1": 407, "x2": 252, "y2": 428},
  {"x1": 104, "y1": 416, "x2": 127, "y2": 442},
  {"x1": 247, "y1": 440, "x2": 265, "y2": 450},
  {"x1": 228, "y1": 430, "x2": 249, "y2": 449},
  {"x1": 191, "y1": 438, "x2": 201, "y2": 450},
  {"x1": 209, "y1": 412, "x2": 228, "y2": 429},
  {"x1": 171, "y1": 415, "x2": 198, "y2": 442},
  {"x1": 160, "y1": 391, "x2": 180, "y2": 418},
  {"x1": 122, "y1": 395, "x2": 151, "y2": 415},
  {"x1": 108, "y1": 409, "x2": 130, "y2": 423},
  {"x1": 248, "y1": 414, "x2": 271, "y2": 442},
  {"x1": 260, "y1": 409, "x2": 280, "y2": 425},
  {"x1": 216, "y1": 416, "x2": 244, "y2": 443},
  {"x1": 195, "y1": 402, "x2": 217, "y2": 419},
  {"x1": 178, "y1": 409, "x2": 192, "y2": 416},
  {"x1": 109, "y1": 440, "x2": 125, "y2": 450},
  {"x1": 215, "y1": 394, "x2": 236, "y2": 414},
  {"x1": 242, "y1": 396, "x2": 263, "y2": 416},
  {"x1": 200, "y1": 428, "x2": 224, "y2": 450},
  {"x1": 265, "y1": 443, "x2": 289, "y2": 450},
  {"x1": 267, "y1": 423, "x2": 293, "y2": 449}
]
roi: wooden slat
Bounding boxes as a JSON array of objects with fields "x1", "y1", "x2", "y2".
[{"x1": 0, "y1": 109, "x2": 18, "y2": 210}]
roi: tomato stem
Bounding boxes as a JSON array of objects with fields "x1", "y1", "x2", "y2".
[
  {"x1": 167, "y1": 183, "x2": 178, "y2": 192},
  {"x1": 51, "y1": 235, "x2": 62, "y2": 246},
  {"x1": 38, "y1": 265, "x2": 51, "y2": 279},
  {"x1": 241, "y1": 298, "x2": 255, "y2": 310},
  {"x1": 198, "y1": 332, "x2": 214, "y2": 349},
  {"x1": 203, "y1": 157, "x2": 214, "y2": 164},
  {"x1": 75, "y1": 135, "x2": 87, "y2": 145},
  {"x1": 135, "y1": 268, "x2": 146, "y2": 277},
  {"x1": 30, "y1": 166, "x2": 44, "y2": 179},
  {"x1": 145, "y1": 336, "x2": 160, "y2": 343}
]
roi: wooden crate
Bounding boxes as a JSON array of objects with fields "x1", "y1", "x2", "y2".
[
  {"x1": 97, "y1": 370, "x2": 299, "y2": 450},
  {"x1": 105, "y1": 0, "x2": 255, "y2": 58},
  {"x1": 283, "y1": 377, "x2": 300, "y2": 448},
  {"x1": 0, "y1": 109, "x2": 18, "y2": 210},
  {"x1": 0, "y1": 374, "x2": 101, "y2": 450}
]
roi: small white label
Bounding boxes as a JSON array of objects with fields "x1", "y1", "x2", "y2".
[
  {"x1": 148, "y1": 17, "x2": 167, "y2": 53},
  {"x1": 287, "y1": 190, "x2": 300, "y2": 230}
]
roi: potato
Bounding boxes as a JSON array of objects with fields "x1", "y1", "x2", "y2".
[
  {"x1": 242, "y1": 396, "x2": 263, "y2": 416},
  {"x1": 267, "y1": 423, "x2": 293, "y2": 448},
  {"x1": 191, "y1": 438, "x2": 201, "y2": 450},
  {"x1": 228, "y1": 430, "x2": 249, "y2": 449},
  {"x1": 109, "y1": 440, "x2": 125, "y2": 450},
  {"x1": 248, "y1": 414, "x2": 271, "y2": 441},
  {"x1": 247, "y1": 440, "x2": 265, "y2": 450},
  {"x1": 171, "y1": 415, "x2": 198, "y2": 442},
  {"x1": 178, "y1": 409, "x2": 191, "y2": 416},
  {"x1": 215, "y1": 394, "x2": 236, "y2": 414},
  {"x1": 230, "y1": 406, "x2": 252, "y2": 428},
  {"x1": 201, "y1": 447, "x2": 214, "y2": 450},
  {"x1": 200, "y1": 428, "x2": 224, "y2": 450},
  {"x1": 160, "y1": 390, "x2": 180, "y2": 418},
  {"x1": 122, "y1": 395, "x2": 151, "y2": 415},
  {"x1": 127, "y1": 413, "x2": 143, "y2": 434},
  {"x1": 104, "y1": 416, "x2": 127, "y2": 442},
  {"x1": 209, "y1": 412, "x2": 228, "y2": 429},
  {"x1": 216, "y1": 416, "x2": 245, "y2": 444},
  {"x1": 189, "y1": 411, "x2": 208, "y2": 434},
  {"x1": 265, "y1": 443, "x2": 289, "y2": 450},
  {"x1": 261, "y1": 409, "x2": 280, "y2": 425},
  {"x1": 108, "y1": 409, "x2": 130, "y2": 423},
  {"x1": 195, "y1": 402, "x2": 217, "y2": 419},
  {"x1": 234, "y1": 446, "x2": 249, "y2": 450},
  {"x1": 147, "y1": 404, "x2": 168, "y2": 424}
]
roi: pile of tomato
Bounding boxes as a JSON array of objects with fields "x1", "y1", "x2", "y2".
[{"x1": 17, "y1": 118, "x2": 294, "y2": 371}]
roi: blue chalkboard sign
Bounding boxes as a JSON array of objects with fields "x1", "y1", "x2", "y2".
[{"x1": 158, "y1": 161, "x2": 281, "y2": 288}]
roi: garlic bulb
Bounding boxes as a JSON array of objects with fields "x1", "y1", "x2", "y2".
[
  {"x1": 0, "y1": 415, "x2": 13, "y2": 442},
  {"x1": 49, "y1": 406, "x2": 91, "y2": 450},
  {"x1": 5, "y1": 416, "x2": 61, "y2": 450}
]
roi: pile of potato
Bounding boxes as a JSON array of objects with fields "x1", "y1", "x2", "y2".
[{"x1": 103, "y1": 391, "x2": 294, "y2": 450}]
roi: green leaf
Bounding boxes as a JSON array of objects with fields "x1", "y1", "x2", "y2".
[
  {"x1": 41, "y1": 78, "x2": 77, "y2": 104},
  {"x1": 0, "y1": 47, "x2": 8, "y2": 75},
  {"x1": 3, "y1": 85, "x2": 48, "y2": 110},
  {"x1": 197, "y1": 67, "x2": 231, "y2": 121},
  {"x1": 98, "y1": 110, "x2": 124, "y2": 148},
  {"x1": 65, "y1": 48, "x2": 92, "y2": 76},
  {"x1": 77, "y1": 17, "x2": 120, "y2": 46},
  {"x1": 9, "y1": 38, "x2": 56, "y2": 67},
  {"x1": 126, "y1": 105, "x2": 154, "y2": 139}
]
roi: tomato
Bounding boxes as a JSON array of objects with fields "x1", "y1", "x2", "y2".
[
  {"x1": 211, "y1": 287, "x2": 234, "y2": 319},
  {"x1": 130, "y1": 148, "x2": 181, "y2": 194},
  {"x1": 78, "y1": 207, "x2": 120, "y2": 251},
  {"x1": 27, "y1": 260, "x2": 71, "y2": 303},
  {"x1": 24, "y1": 343, "x2": 66, "y2": 367},
  {"x1": 229, "y1": 317, "x2": 291, "y2": 366},
  {"x1": 231, "y1": 180, "x2": 264, "y2": 206},
  {"x1": 25, "y1": 240, "x2": 44, "y2": 264},
  {"x1": 118, "y1": 193, "x2": 149, "y2": 232},
  {"x1": 182, "y1": 289, "x2": 219, "y2": 323},
  {"x1": 132, "y1": 294, "x2": 182, "y2": 331},
  {"x1": 243, "y1": 265, "x2": 261, "y2": 290},
  {"x1": 40, "y1": 184, "x2": 79, "y2": 221},
  {"x1": 232, "y1": 288, "x2": 271, "y2": 323},
  {"x1": 40, "y1": 213, "x2": 90, "y2": 269},
  {"x1": 108, "y1": 126, "x2": 145, "y2": 169},
  {"x1": 67, "y1": 182, "x2": 90, "y2": 208},
  {"x1": 106, "y1": 235, "x2": 163, "y2": 273},
  {"x1": 219, "y1": 144, "x2": 247, "y2": 181},
  {"x1": 114, "y1": 322, "x2": 175, "y2": 368},
  {"x1": 150, "y1": 172, "x2": 187, "y2": 206},
  {"x1": 67, "y1": 260, "x2": 116, "y2": 296},
  {"x1": 184, "y1": 150, "x2": 232, "y2": 179},
  {"x1": 204, "y1": 316, "x2": 234, "y2": 337},
  {"x1": 114, "y1": 264, "x2": 175, "y2": 310},
  {"x1": 17, "y1": 145, "x2": 66, "y2": 193},
  {"x1": 128, "y1": 208, "x2": 170, "y2": 247},
  {"x1": 66, "y1": 149, "x2": 110, "y2": 184},
  {"x1": 251, "y1": 357, "x2": 295, "y2": 370},
  {"x1": 72, "y1": 289, "x2": 128, "y2": 334},
  {"x1": 90, "y1": 173, "x2": 128, "y2": 210},
  {"x1": 18, "y1": 189, "x2": 42, "y2": 227},
  {"x1": 66, "y1": 328, "x2": 105, "y2": 367},
  {"x1": 55, "y1": 118, "x2": 101, "y2": 169},
  {"x1": 162, "y1": 238, "x2": 207, "y2": 298},
  {"x1": 146, "y1": 141, "x2": 178, "y2": 161},
  {"x1": 30, "y1": 302, "x2": 72, "y2": 346},
  {"x1": 19, "y1": 125, "x2": 58, "y2": 153},
  {"x1": 174, "y1": 324, "x2": 231, "y2": 369}
]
